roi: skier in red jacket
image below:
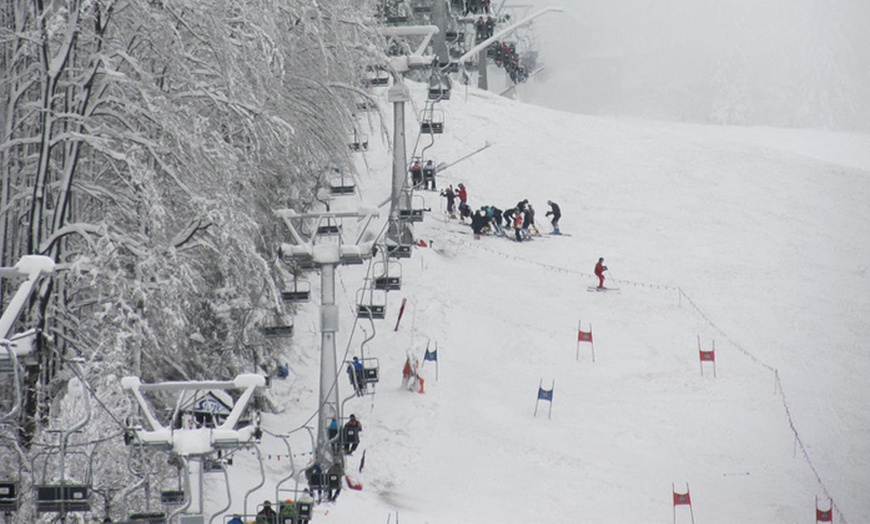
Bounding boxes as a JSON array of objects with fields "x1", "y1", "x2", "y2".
[
  {"x1": 594, "y1": 257, "x2": 608, "y2": 289},
  {"x1": 456, "y1": 183, "x2": 468, "y2": 205}
]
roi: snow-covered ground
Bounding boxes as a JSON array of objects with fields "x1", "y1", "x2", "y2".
[{"x1": 215, "y1": 81, "x2": 870, "y2": 523}]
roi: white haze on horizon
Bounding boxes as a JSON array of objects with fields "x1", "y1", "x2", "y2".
[{"x1": 507, "y1": 0, "x2": 870, "y2": 131}]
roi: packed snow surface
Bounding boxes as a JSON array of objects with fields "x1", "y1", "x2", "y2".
[{"x1": 216, "y1": 82, "x2": 870, "y2": 523}]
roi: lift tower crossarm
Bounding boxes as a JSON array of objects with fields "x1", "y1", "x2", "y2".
[{"x1": 376, "y1": 25, "x2": 440, "y2": 72}]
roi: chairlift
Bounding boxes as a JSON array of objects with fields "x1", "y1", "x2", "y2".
[
  {"x1": 349, "y1": 130, "x2": 369, "y2": 152},
  {"x1": 364, "y1": 65, "x2": 391, "y2": 87},
  {"x1": 358, "y1": 356, "x2": 381, "y2": 386},
  {"x1": 160, "y1": 489, "x2": 185, "y2": 506},
  {"x1": 412, "y1": 0, "x2": 432, "y2": 14},
  {"x1": 328, "y1": 169, "x2": 356, "y2": 195},
  {"x1": 399, "y1": 193, "x2": 427, "y2": 223},
  {"x1": 281, "y1": 277, "x2": 311, "y2": 302},
  {"x1": 386, "y1": 242, "x2": 412, "y2": 259},
  {"x1": 356, "y1": 99, "x2": 378, "y2": 112},
  {"x1": 0, "y1": 481, "x2": 19, "y2": 512},
  {"x1": 316, "y1": 223, "x2": 341, "y2": 236},
  {"x1": 261, "y1": 321, "x2": 294, "y2": 338},
  {"x1": 373, "y1": 259, "x2": 402, "y2": 291},
  {"x1": 386, "y1": 14, "x2": 409, "y2": 24},
  {"x1": 428, "y1": 75, "x2": 452, "y2": 100},
  {"x1": 128, "y1": 512, "x2": 168, "y2": 523},
  {"x1": 356, "y1": 287, "x2": 387, "y2": 320},
  {"x1": 36, "y1": 485, "x2": 90, "y2": 513},
  {"x1": 420, "y1": 108, "x2": 445, "y2": 134}
]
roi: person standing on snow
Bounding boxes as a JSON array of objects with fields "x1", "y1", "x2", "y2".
[
  {"x1": 503, "y1": 207, "x2": 516, "y2": 229},
  {"x1": 457, "y1": 183, "x2": 468, "y2": 205},
  {"x1": 595, "y1": 257, "x2": 608, "y2": 289},
  {"x1": 441, "y1": 185, "x2": 456, "y2": 217},
  {"x1": 513, "y1": 212, "x2": 525, "y2": 242},
  {"x1": 545, "y1": 200, "x2": 561, "y2": 234}
]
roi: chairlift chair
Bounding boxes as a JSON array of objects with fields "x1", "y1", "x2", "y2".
[
  {"x1": 412, "y1": 0, "x2": 432, "y2": 14},
  {"x1": 373, "y1": 259, "x2": 402, "y2": 291},
  {"x1": 356, "y1": 99, "x2": 378, "y2": 112},
  {"x1": 428, "y1": 75, "x2": 452, "y2": 100},
  {"x1": 0, "y1": 481, "x2": 19, "y2": 512},
  {"x1": 399, "y1": 193, "x2": 427, "y2": 223},
  {"x1": 356, "y1": 287, "x2": 387, "y2": 320},
  {"x1": 281, "y1": 277, "x2": 311, "y2": 302},
  {"x1": 35, "y1": 485, "x2": 91, "y2": 513},
  {"x1": 420, "y1": 108, "x2": 445, "y2": 134},
  {"x1": 261, "y1": 322, "x2": 294, "y2": 338},
  {"x1": 348, "y1": 130, "x2": 369, "y2": 152},
  {"x1": 386, "y1": 242, "x2": 412, "y2": 259},
  {"x1": 128, "y1": 511, "x2": 168, "y2": 523},
  {"x1": 364, "y1": 65, "x2": 390, "y2": 87},
  {"x1": 328, "y1": 170, "x2": 356, "y2": 195},
  {"x1": 160, "y1": 489, "x2": 185, "y2": 506}
]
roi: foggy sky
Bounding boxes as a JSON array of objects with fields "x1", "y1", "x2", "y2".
[{"x1": 507, "y1": 0, "x2": 870, "y2": 130}]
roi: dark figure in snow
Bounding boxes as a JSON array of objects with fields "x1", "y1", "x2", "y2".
[
  {"x1": 422, "y1": 160, "x2": 437, "y2": 190},
  {"x1": 513, "y1": 213, "x2": 524, "y2": 242},
  {"x1": 502, "y1": 207, "x2": 516, "y2": 228},
  {"x1": 471, "y1": 210, "x2": 488, "y2": 238},
  {"x1": 342, "y1": 414, "x2": 363, "y2": 455},
  {"x1": 595, "y1": 257, "x2": 608, "y2": 289},
  {"x1": 255, "y1": 500, "x2": 277, "y2": 524},
  {"x1": 525, "y1": 204, "x2": 538, "y2": 235},
  {"x1": 227, "y1": 515, "x2": 244, "y2": 524},
  {"x1": 490, "y1": 206, "x2": 503, "y2": 229},
  {"x1": 516, "y1": 198, "x2": 528, "y2": 214},
  {"x1": 456, "y1": 183, "x2": 468, "y2": 205},
  {"x1": 458, "y1": 201, "x2": 472, "y2": 222},
  {"x1": 545, "y1": 200, "x2": 561, "y2": 234},
  {"x1": 409, "y1": 160, "x2": 423, "y2": 187},
  {"x1": 441, "y1": 185, "x2": 456, "y2": 216}
]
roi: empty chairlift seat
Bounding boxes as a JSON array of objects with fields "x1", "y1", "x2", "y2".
[
  {"x1": 0, "y1": 482, "x2": 19, "y2": 512},
  {"x1": 364, "y1": 66, "x2": 390, "y2": 87},
  {"x1": 281, "y1": 278, "x2": 311, "y2": 302},
  {"x1": 373, "y1": 260, "x2": 402, "y2": 291},
  {"x1": 356, "y1": 288, "x2": 387, "y2": 320},
  {"x1": 420, "y1": 108, "x2": 444, "y2": 134},
  {"x1": 35, "y1": 485, "x2": 90, "y2": 513}
]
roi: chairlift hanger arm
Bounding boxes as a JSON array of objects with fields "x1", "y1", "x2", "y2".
[{"x1": 0, "y1": 255, "x2": 55, "y2": 340}]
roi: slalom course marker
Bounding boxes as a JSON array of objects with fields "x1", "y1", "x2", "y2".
[
  {"x1": 672, "y1": 483, "x2": 696, "y2": 524},
  {"x1": 576, "y1": 319, "x2": 595, "y2": 362},
  {"x1": 698, "y1": 336, "x2": 716, "y2": 377},
  {"x1": 394, "y1": 297, "x2": 408, "y2": 331},
  {"x1": 815, "y1": 496, "x2": 833, "y2": 523},
  {"x1": 422, "y1": 341, "x2": 439, "y2": 381},
  {"x1": 534, "y1": 379, "x2": 555, "y2": 419}
]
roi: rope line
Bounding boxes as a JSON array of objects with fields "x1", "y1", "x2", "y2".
[{"x1": 462, "y1": 237, "x2": 848, "y2": 523}]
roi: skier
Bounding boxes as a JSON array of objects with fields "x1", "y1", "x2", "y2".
[
  {"x1": 471, "y1": 209, "x2": 488, "y2": 239},
  {"x1": 594, "y1": 257, "x2": 608, "y2": 289},
  {"x1": 280, "y1": 499, "x2": 297, "y2": 522},
  {"x1": 503, "y1": 207, "x2": 516, "y2": 228},
  {"x1": 545, "y1": 200, "x2": 562, "y2": 234},
  {"x1": 457, "y1": 183, "x2": 468, "y2": 205},
  {"x1": 422, "y1": 160, "x2": 437, "y2": 190},
  {"x1": 346, "y1": 357, "x2": 365, "y2": 396},
  {"x1": 342, "y1": 414, "x2": 363, "y2": 455},
  {"x1": 441, "y1": 185, "x2": 457, "y2": 217},
  {"x1": 327, "y1": 417, "x2": 340, "y2": 455},
  {"x1": 525, "y1": 203, "x2": 539, "y2": 235},
  {"x1": 304, "y1": 462, "x2": 324, "y2": 502},
  {"x1": 409, "y1": 160, "x2": 423, "y2": 187},
  {"x1": 255, "y1": 500, "x2": 276, "y2": 524},
  {"x1": 513, "y1": 212, "x2": 524, "y2": 242}
]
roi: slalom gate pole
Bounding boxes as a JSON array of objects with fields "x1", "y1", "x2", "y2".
[{"x1": 394, "y1": 297, "x2": 407, "y2": 331}]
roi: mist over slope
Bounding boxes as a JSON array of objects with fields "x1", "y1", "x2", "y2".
[{"x1": 227, "y1": 82, "x2": 870, "y2": 523}]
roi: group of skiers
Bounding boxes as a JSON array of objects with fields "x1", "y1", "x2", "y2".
[
  {"x1": 474, "y1": 15, "x2": 497, "y2": 42},
  {"x1": 491, "y1": 41, "x2": 529, "y2": 84},
  {"x1": 442, "y1": 191, "x2": 561, "y2": 242}
]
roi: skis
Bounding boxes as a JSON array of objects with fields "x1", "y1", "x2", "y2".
[{"x1": 587, "y1": 286, "x2": 620, "y2": 293}]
